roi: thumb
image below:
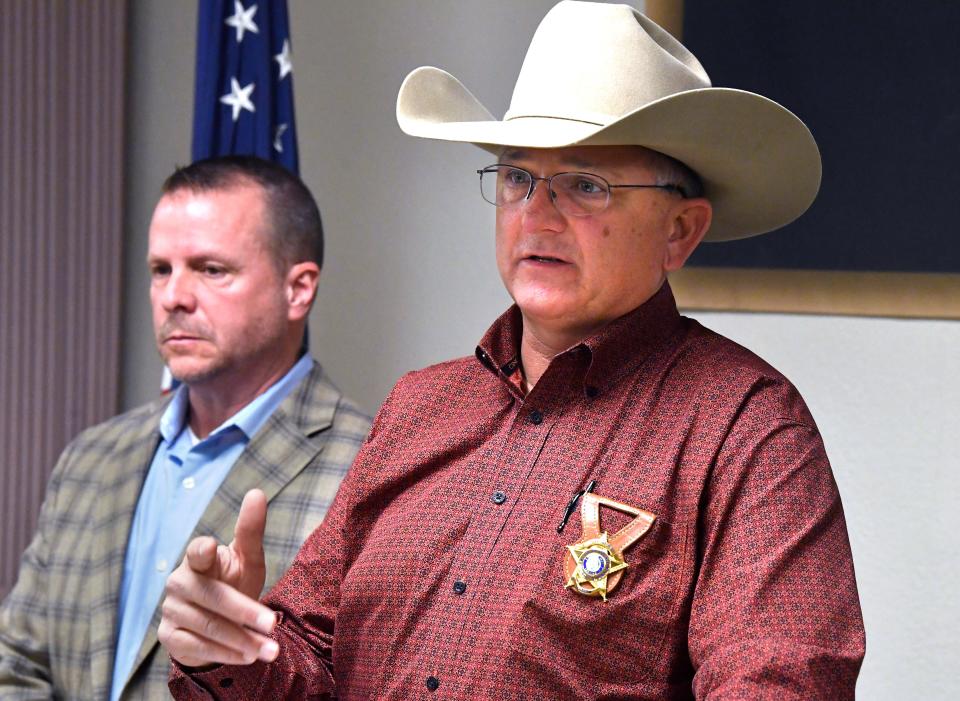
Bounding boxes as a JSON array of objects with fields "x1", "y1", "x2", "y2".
[
  {"x1": 184, "y1": 536, "x2": 220, "y2": 575},
  {"x1": 232, "y1": 489, "x2": 267, "y2": 565}
]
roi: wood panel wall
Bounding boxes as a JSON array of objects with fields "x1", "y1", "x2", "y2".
[{"x1": 0, "y1": 0, "x2": 126, "y2": 596}]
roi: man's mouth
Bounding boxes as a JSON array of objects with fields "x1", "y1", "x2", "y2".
[
  {"x1": 524, "y1": 254, "x2": 568, "y2": 264},
  {"x1": 163, "y1": 333, "x2": 207, "y2": 344}
]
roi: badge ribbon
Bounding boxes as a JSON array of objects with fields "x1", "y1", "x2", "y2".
[{"x1": 563, "y1": 492, "x2": 656, "y2": 601}]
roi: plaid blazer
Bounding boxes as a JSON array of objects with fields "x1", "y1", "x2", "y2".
[{"x1": 0, "y1": 361, "x2": 371, "y2": 700}]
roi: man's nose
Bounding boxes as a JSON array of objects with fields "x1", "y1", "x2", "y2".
[
  {"x1": 520, "y1": 177, "x2": 565, "y2": 229},
  {"x1": 159, "y1": 269, "x2": 197, "y2": 313}
]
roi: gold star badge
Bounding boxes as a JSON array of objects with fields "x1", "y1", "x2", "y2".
[
  {"x1": 562, "y1": 492, "x2": 656, "y2": 601},
  {"x1": 565, "y1": 531, "x2": 627, "y2": 601}
]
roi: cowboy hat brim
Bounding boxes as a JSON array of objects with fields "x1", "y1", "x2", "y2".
[{"x1": 397, "y1": 66, "x2": 821, "y2": 241}]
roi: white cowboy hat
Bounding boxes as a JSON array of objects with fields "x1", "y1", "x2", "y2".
[{"x1": 396, "y1": 0, "x2": 821, "y2": 241}]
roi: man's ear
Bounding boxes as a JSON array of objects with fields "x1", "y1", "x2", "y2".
[
  {"x1": 285, "y1": 262, "x2": 320, "y2": 322},
  {"x1": 664, "y1": 198, "x2": 713, "y2": 272}
]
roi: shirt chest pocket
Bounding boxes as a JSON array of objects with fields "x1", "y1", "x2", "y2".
[{"x1": 506, "y1": 519, "x2": 692, "y2": 685}]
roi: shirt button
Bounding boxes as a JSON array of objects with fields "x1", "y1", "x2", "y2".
[
  {"x1": 453, "y1": 580, "x2": 467, "y2": 595},
  {"x1": 218, "y1": 678, "x2": 234, "y2": 689},
  {"x1": 182, "y1": 476, "x2": 196, "y2": 489},
  {"x1": 156, "y1": 559, "x2": 168, "y2": 572},
  {"x1": 425, "y1": 676, "x2": 440, "y2": 691},
  {"x1": 491, "y1": 490, "x2": 507, "y2": 505},
  {"x1": 529, "y1": 409, "x2": 544, "y2": 425}
]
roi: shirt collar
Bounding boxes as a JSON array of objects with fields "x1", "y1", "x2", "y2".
[
  {"x1": 476, "y1": 281, "x2": 683, "y2": 397},
  {"x1": 158, "y1": 354, "x2": 315, "y2": 445},
  {"x1": 159, "y1": 385, "x2": 191, "y2": 445}
]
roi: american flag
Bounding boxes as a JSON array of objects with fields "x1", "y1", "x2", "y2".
[
  {"x1": 164, "y1": 0, "x2": 300, "y2": 393},
  {"x1": 192, "y1": 0, "x2": 299, "y2": 172}
]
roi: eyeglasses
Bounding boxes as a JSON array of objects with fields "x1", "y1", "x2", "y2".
[{"x1": 477, "y1": 164, "x2": 686, "y2": 217}]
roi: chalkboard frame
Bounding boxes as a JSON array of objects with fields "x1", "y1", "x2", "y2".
[{"x1": 646, "y1": 0, "x2": 960, "y2": 320}]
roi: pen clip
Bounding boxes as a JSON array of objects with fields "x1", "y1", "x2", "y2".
[{"x1": 556, "y1": 479, "x2": 596, "y2": 533}]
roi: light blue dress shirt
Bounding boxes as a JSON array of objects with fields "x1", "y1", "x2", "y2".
[{"x1": 110, "y1": 355, "x2": 313, "y2": 700}]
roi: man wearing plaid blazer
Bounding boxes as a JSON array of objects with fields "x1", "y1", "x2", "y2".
[{"x1": 0, "y1": 156, "x2": 371, "y2": 700}]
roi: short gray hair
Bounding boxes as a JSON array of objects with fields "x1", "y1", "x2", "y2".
[{"x1": 642, "y1": 148, "x2": 704, "y2": 199}]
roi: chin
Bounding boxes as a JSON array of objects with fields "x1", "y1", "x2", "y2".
[
  {"x1": 514, "y1": 294, "x2": 578, "y2": 323},
  {"x1": 163, "y1": 358, "x2": 223, "y2": 386}
]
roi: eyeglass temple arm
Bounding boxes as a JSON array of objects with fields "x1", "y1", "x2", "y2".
[{"x1": 609, "y1": 183, "x2": 687, "y2": 197}]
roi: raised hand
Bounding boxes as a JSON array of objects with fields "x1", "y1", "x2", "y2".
[{"x1": 158, "y1": 489, "x2": 280, "y2": 667}]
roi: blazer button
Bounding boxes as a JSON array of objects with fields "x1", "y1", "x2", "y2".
[{"x1": 425, "y1": 676, "x2": 440, "y2": 691}]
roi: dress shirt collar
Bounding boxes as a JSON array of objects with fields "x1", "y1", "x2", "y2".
[
  {"x1": 158, "y1": 353, "x2": 315, "y2": 445},
  {"x1": 476, "y1": 281, "x2": 683, "y2": 397}
]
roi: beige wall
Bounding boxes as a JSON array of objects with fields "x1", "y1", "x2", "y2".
[{"x1": 122, "y1": 2, "x2": 960, "y2": 698}]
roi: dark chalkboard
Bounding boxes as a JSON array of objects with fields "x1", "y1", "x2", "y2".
[{"x1": 682, "y1": 2, "x2": 960, "y2": 273}]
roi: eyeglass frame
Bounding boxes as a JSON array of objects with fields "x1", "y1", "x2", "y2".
[{"x1": 476, "y1": 163, "x2": 687, "y2": 217}]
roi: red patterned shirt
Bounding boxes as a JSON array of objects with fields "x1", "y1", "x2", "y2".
[{"x1": 171, "y1": 283, "x2": 865, "y2": 700}]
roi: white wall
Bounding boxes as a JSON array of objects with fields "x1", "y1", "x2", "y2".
[
  {"x1": 688, "y1": 312, "x2": 960, "y2": 699},
  {"x1": 122, "y1": 2, "x2": 959, "y2": 697}
]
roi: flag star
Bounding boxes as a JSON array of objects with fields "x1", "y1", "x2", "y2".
[
  {"x1": 220, "y1": 77, "x2": 256, "y2": 121},
  {"x1": 273, "y1": 123, "x2": 289, "y2": 152},
  {"x1": 225, "y1": 1, "x2": 259, "y2": 43},
  {"x1": 274, "y1": 38, "x2": 293, "y2": 80}
]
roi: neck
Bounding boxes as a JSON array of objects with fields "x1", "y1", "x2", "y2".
[
  {"x1": 519, "y1": 320, "x2": 597, "y2": 391},
  {"x1": 185, "y1": 350, "x2": 300, "y2": 438}
]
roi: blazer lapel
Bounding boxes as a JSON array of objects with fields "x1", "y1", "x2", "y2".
[
  {"x1": 87, "y1": 402, "x2": 166, "y2": 700},
  {"x1": 126, "y1": 362, "x2": 340, "y2": 680}
]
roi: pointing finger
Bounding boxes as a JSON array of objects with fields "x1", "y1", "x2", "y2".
[{"x1": 233, "y1": 489, "x2": 267, "y2": 566}]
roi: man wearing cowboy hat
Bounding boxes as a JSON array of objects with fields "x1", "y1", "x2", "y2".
[{"x1": 161, "y1": 2, "x2": 865, "y2": 698}]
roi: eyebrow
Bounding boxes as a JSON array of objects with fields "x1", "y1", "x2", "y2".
[{"x1": 146, "y1": 252, "x2": 238, "y2": 268}]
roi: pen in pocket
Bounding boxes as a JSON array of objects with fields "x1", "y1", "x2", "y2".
[{"x1": 556, "y1": 479, "x2": 596, "y2": 533}]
